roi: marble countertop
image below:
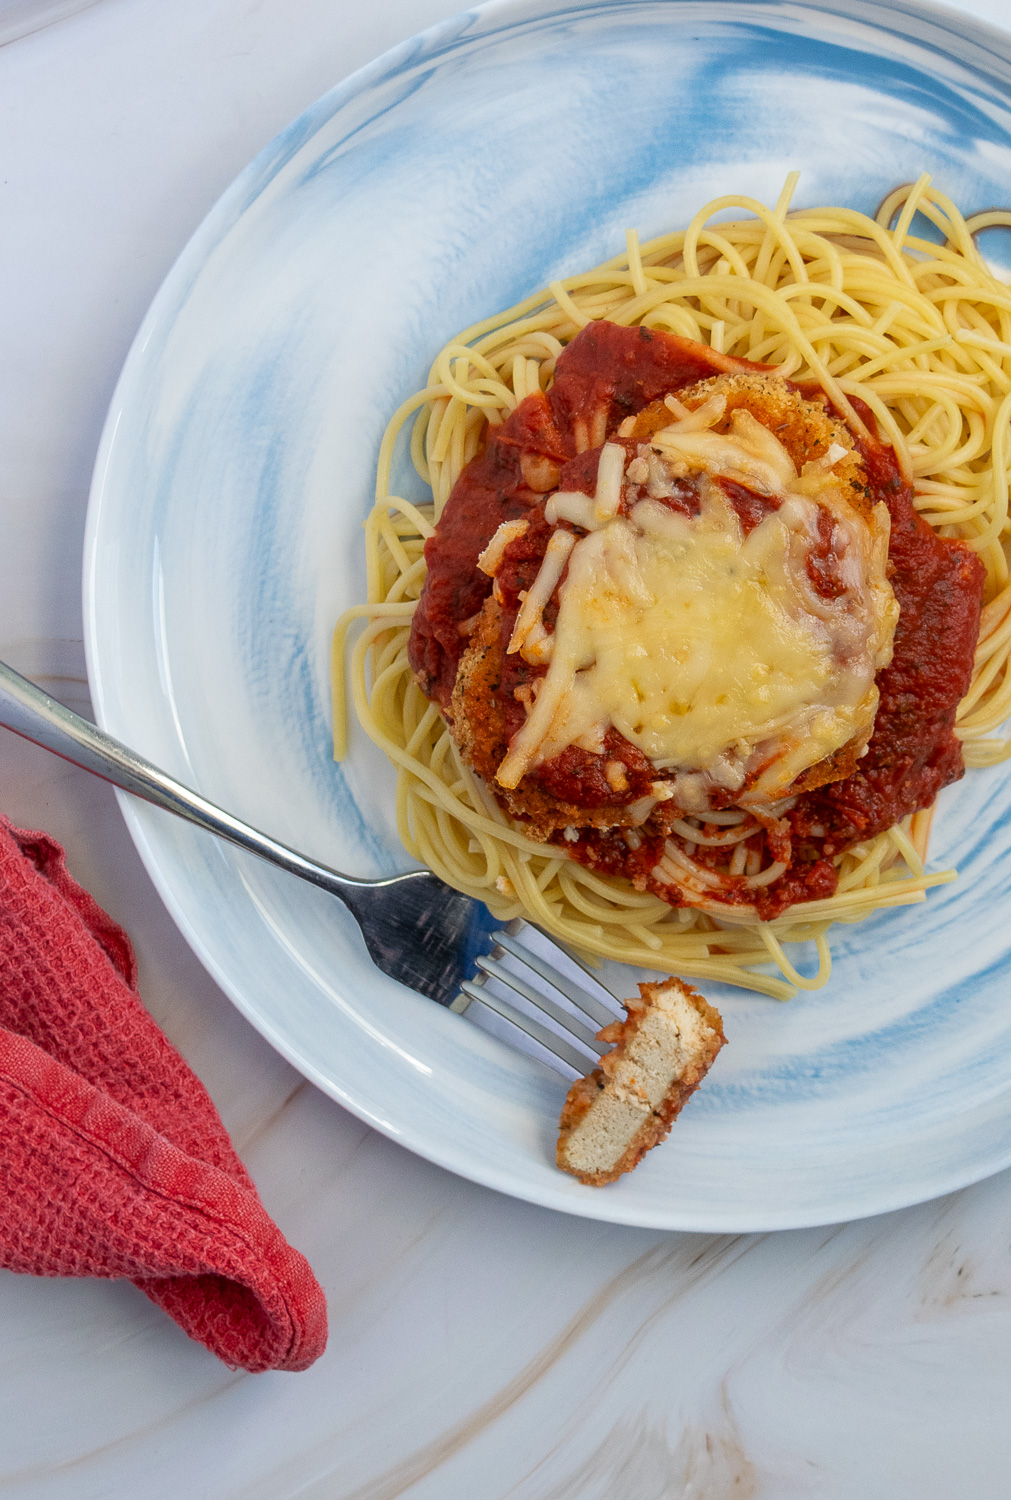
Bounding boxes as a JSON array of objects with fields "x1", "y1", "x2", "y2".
[{"x1": 2, "y1": 1, "x2": 1011, "y2": 1494}]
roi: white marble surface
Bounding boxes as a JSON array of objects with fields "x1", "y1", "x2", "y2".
[{"x1": 3, "y1": 0, "x2": 1011, "y2": 1494}]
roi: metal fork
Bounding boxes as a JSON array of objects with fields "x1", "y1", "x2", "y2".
[{"x1": 0, "y1": 660, "x2": 619, "y2": 1075}]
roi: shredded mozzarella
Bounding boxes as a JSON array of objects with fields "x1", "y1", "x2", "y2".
[
  {"x1": 496, "y1": 476, "x2": 895, "y2": 795},
  {"x1": 493, "y1": 403, "x2": 897, "y2": 808},
  {"x1": 546, "y1": 491, "x2": 596, "y2": 529},
  {"x1": 477, "y1": 518, "x2": 529, "y2": 577},
  {"x1": 506, "y1": 528, "x2": 574, "y2": 657},
  {"x1": 627, "y1": 794, "x2": 658, "y2": 824},
  {"x1": 593, "y1": 442, "x2": 626, "y2": 524}
]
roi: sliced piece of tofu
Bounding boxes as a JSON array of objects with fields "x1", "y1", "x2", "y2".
[{"x1": 557, "y1": 979, "x2": 725, "y2": 1186}]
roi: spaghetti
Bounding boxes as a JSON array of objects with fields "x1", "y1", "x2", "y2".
[{"x1": 333, "y1": 175, "x2": 1011, "y2": 999}]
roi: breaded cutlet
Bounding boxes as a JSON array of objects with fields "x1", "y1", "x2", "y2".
[{"x1": 556, "y1": 979, "x2": 726, "y2": 1186}]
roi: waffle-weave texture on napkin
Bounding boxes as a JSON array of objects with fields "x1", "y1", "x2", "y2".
[{"x1": 0, "y1": 814, "x2": 327, "y2": 1372}]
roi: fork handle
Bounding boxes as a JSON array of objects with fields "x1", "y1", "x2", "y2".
[{"x1": 0, "y1": 658, "x2": 372, "y2": 896}]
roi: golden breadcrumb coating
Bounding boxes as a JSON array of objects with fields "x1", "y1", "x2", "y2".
[
  {"x1": 448, "y1": 372, "x2": 873, "y2": 838},
  {"x1": 556, "y1": 979, "x2": 726, "y2": 1186}
]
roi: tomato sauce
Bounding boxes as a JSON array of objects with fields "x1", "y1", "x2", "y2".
[
  {"x1": 407, "y1": 323, "x2": 985, "y2": 914},
  {"x1": 409, "y1": 323, "x2": 767, "y2": 705},
  {"x1": 789, "y1": 398, "x2": 985, "y2": 858}
]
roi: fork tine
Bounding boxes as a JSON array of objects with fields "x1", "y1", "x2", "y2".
[
  {"x1": 453, "y1": 979, "x2": 592, "y2": 1073},
  {"x1": 491, "y1": 929, "x2": 618, "y2": 1029},
  {"x1": 473, "y1": 954, "x2": 606, "y2": 1053}
]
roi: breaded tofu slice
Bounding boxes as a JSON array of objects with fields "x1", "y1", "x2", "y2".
[
  {"x1": 448, "y1": 371, "x2": 874, "y2": 837},
  {"x1": 557, "y1": 980, "x2": 726, "y2": 1186},
  {"x1": 630, "y1": 370, "x2": 871, "y2": 518}
]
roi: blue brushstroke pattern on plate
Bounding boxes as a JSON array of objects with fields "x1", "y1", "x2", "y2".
[{"x1": 84, "y1": 0, "x2": 1011, "y2": 1229}]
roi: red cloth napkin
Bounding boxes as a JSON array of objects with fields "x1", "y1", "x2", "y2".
[{"x1": 0, "y1": 814, "x2": 327, "y2": 1372}]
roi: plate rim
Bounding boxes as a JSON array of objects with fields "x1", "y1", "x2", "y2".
[{"x1": 82, "y1": 0, "x2": 1011, "y2": 1231}]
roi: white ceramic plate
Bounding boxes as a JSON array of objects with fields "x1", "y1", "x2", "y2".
[{"x1": 84, "y1": 0, "x2": 1011, "y2": 1230}]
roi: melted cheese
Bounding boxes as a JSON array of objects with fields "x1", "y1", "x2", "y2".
[
  {"x1": 477, "y1": 518, "x2": 528, "y2": 577},
  {"x1": 495, "y1": 417, "x2": 898, "y2": 798}
]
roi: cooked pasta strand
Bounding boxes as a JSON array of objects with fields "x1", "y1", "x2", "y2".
[{"x1": 333, "y1": 179, "x2": 1010, "y2": 998}]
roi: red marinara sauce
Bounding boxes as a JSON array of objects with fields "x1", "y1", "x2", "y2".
[
  {"x1": 407, "y1": 323, "x2": 986, "y2": 917},
  {"x1": 789, "y1": 395, "x2": 986, "y2": 859},
  {"x1": 408, "y1": 321, "x2": 766, "y2": 705}
]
